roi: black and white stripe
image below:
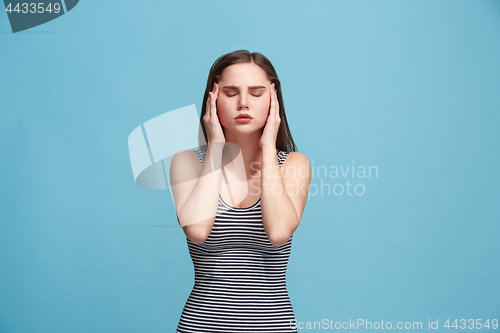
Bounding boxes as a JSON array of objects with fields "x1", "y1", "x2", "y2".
[{"x1": 176, "y1": 149, "x2": 298, "y2": 333}]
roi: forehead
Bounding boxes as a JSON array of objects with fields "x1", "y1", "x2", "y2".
[{"x1": 219, "y1": 63, "x2": 268, "y2": 85}]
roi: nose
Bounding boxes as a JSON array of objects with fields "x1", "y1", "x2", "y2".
[{"x1": 237, "y1": 94, "x2": 249, "y2": 110}]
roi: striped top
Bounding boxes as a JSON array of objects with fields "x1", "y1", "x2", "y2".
[{"x1": 176, "y1": 148, "x2": 298, "y2": 333}]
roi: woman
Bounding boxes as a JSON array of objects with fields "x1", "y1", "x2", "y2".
[{"x1": 170, "y1": 50, "x2": 311, "y2": 332}]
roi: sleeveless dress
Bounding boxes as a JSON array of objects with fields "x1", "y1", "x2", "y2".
[{"x1": 176, "y1": 149, "x2": 298, "y2": 333}]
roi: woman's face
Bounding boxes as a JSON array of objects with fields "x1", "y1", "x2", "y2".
[{"x1": 216, "y1": 63, "x2": 272, "y2": 135}]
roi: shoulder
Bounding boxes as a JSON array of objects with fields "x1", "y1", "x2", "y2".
[
  {"x1": 281, "y1": 152, "x2": 311, "y2": 176},
  {"x1": 282, "y1": 151, "x2": 310, "y2": 167},
  {"x1": 170, "y1": 150, "x2": 202, "y2": 179},
  {"x1": 172, "y1": 149, "x2": 201, "y2": 163}
]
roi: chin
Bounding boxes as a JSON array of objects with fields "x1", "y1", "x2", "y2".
[{"x1": 225, "y1": 125, "x2": 261, "y2": 135}]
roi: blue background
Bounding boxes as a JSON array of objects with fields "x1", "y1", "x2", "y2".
[{"x1": 1, "y1": 1, "x2": 499, "y2": 332}]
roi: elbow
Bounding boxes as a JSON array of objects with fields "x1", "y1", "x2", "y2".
[
  {"x1": 188, "y1": 232, "x2": 208, "y2": 245},
  {"x1": 180, "y1": 215, "x2": 212, "y2": 245},
  {"x1": 268, "y1": 231, "x2": 291, "y2": 247},
  {"x1": 270, "y1": 239, "x2": 287, "y2": 247},
  {"x1": 268, "y1": 220, "x2": 298, "y2": 247},
  {"x1": 183, "y1": 224, "x2": 209, "y2": 244}
]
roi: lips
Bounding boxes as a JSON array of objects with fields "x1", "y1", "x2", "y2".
[{"x1": 236, "y1": 114, "x2": 252, "y2": 119}]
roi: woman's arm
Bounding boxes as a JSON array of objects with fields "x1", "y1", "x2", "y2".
[
  {"x1": 169, "y1": 143, "x2": 225, "y2": 244},
  {"x1": 261, "y1": 147, "x2": 311, "y2": 247}
]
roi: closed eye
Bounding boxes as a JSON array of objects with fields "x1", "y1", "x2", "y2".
[{"x1": 226, "y1": 94, "x2": 262, "y2": 97}]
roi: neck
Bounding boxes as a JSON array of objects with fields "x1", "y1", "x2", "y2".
[{"x1": 223, "y1": 129, "x2": 277, "y2": 175}]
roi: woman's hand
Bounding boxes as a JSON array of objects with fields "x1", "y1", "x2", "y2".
[
  {"x1": 203, "y1": 82, "x2": 226, "y2": 143},
  {"x1": 259, "y1": 83, "x2": 280, "y2": 150}
]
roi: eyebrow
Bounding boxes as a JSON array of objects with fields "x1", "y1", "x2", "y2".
[{"x1": 222, "y1": 85, "x2": 267, "y2": 90}]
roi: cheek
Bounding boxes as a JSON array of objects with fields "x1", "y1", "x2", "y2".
[
  {"x1": 216, "y1": 100, "x2": 232, "y2": 125},
  {"x1": 256, "y1": 107, "x2": 270, "y2": 127},
  {"x1": 260, "y1": 99, "x2": 271, "y2": 116},
  {"x1": 261, "y1": 98, "x2": 271, "y2": 116}
]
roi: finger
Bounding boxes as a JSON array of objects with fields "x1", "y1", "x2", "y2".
[
  {"x1": 275, "y1": 92, "x2": 279, "y2": 117},
  {"x1": 273, "y1": 87, "x2": 278, "y2": 119},
  {"x1": 270, "y1": 84, "x2": 275, "y2": 118},
  {"x1": 209, "y1": 83, "x2": 215, "y2": 116},
  {"x1": 206, "y1": 93, "x2": 211, "y2": 115},
  {"x1": 273, "y1": 85, "x2": 279, "y2": 119},
  {"x1": 215, "y1": 84, "x2": 220, "y2": 118},
  {"x1": 211, "y1": 90, "x2": 217, "y2": 117},
  {"x1": 274, "y1": 90, "x2": 280, "y2": 120}
]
